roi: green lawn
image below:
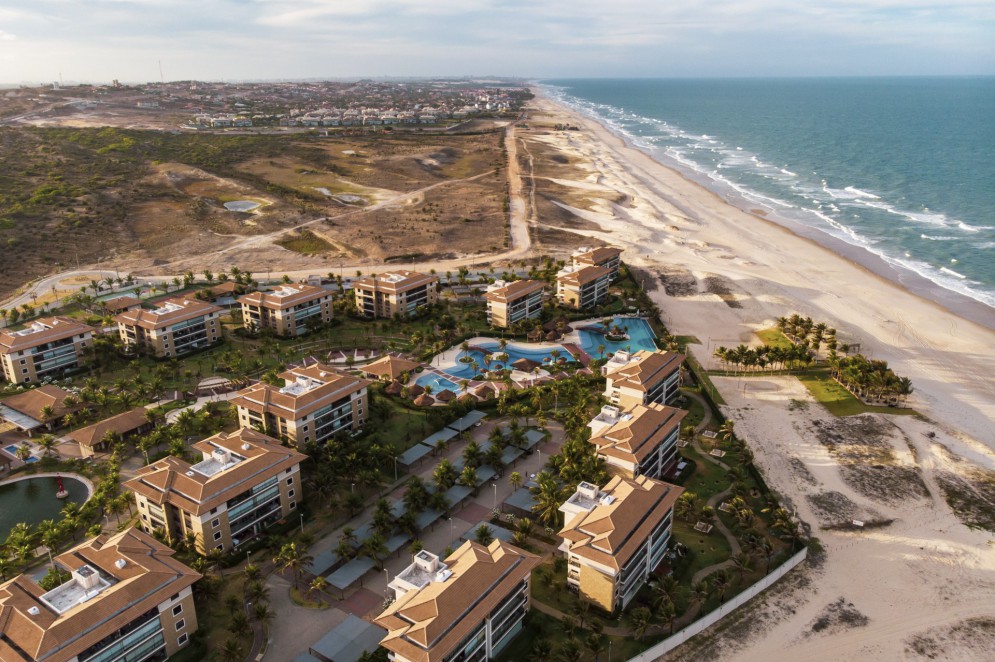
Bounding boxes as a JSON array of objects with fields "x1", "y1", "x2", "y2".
[
  {"x1": 796, "y1": 368, "x2": 917, "y2": 417},
  {"x1": 754, "y1": 327, "x2": 795, "y2": 350}
]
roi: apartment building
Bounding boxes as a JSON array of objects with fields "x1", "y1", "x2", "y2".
[
  {"x1": 0, "y1": 527, "x2": 201, "y2": 662},
  {"x1": 571, "y1": 246, "x2": 623, "y2": 281},
  {"x1": 231, "y1": 364, "x2": 370, "y2": 447},
  {"x1": 115, "y1": 298, "x2": 223, "y2": 358},
  {"x1": 376, "y1": 541, "x2": 540, "y2": 662},
  {"x1": 587, "y1": 403, "x2": 687, "y2": 480},
  {"x1": 124, "y1": 428, "x2": 306, "y2": 553},
  {"x1": 556, "y1": 265, "x2": 611, "y2": 310},
  {"x1": 602, "y1": 349, "x2": 685, "y2": 408},
  {"x1": 483, "y1": 280, "x2": 545, "y2": 329},
  {"x1": 238, "y1": 284, "x2": 333, "y2": 336},
  {"x1": 558, "y1": 476, "x2": 683, "y2": 612},
  {"x1": 0, "y1": 317, "x2": 95, "y2": 384},
  {"x1": 353, "y1": 271, "x2": 439, "y2": 319}
]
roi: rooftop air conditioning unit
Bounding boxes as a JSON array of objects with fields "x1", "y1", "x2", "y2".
[
  {"x1": 27, "y1": 606, "x2": 40, "y2": 616},
  {"x1": 115, "y1": 559, "x2": 127, "y2": 569}
]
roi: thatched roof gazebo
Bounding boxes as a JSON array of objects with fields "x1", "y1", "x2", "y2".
[
  {"x1": 435, "y1": 389, "x2": 456, "y2": 402},
  {"x1": 408, "y1": 384, "x2": 425, "y2": 397},
  {"x1": 512, "y1": 357, "x2": 542, "y2": 372},
  {"x1": 384, "y1": 381, "x2": 404, "y2": 395},
  {"x1": 545, "y1": 330, "x2": 561, "y2": 341},
  {"x1": 413, "y1": 393, "x2": 435, "y2": 407},
  {"x1": 473, "y1": 384, "x2": 496, "y2": 400}
]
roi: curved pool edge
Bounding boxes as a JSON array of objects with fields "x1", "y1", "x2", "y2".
[{"x1": 0, "y1": 472, "x2": 95, "y2": 501}]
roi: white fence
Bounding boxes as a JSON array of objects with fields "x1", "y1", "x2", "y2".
[{"x1": 626, "y1": 547, "x2": 809, "y2": 662}]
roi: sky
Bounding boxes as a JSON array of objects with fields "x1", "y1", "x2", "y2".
[{"x1": 1, "y1": 0, "x2": 993, "y2": 84}]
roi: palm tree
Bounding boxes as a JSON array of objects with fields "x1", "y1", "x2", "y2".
[
  {"x1": 530, "y1": 473, "x2": 564, "y2": 528},
  {"x1": 732, "y1": 551, "x2": 754, "y2": 581},
  {"x1": 252, "y1": 602, "x2": 275, "y2": 630},
  {"x1": 690, "y1": 580, "x2": 709, "y2": 615},
  {"x1": 508, "y1": 471, "x2": 523, "y2": 491},
  {"x1": 363, "y1": 533, "x2": 389, "y2": 569},
  {"x1": 710, "y1": 569, "x2": 731, "y2": 603},
  {"x1": 219, "y1": 638, "x2": 243, "y2": 662},
  {"x1": 309, "y1": 576, "x2": 329, "y2": 600},
  {"x1": 719, "y1": 420, "x2": 735, "y2": 442},
  {"x1": 273, "y1": 542, "x2": 312, "y2": 591},
  {"x1": 473, "y1": 524, "x2": 494, "y2": 545},
  {"x1": 629, "y1": 606, "x2": 652, "y2": 639}
]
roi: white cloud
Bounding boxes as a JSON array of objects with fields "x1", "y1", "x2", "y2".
[
  {"x1": 0, "y1": 30, "x2": 16, "y2": 41},
  {"x1": 0, "y1": 0, "x2": 993, "y2": 81}
]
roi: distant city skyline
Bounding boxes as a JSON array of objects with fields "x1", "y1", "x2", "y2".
[{"x1": 1, "y1": 0, "x2": 993, "y2": 84}]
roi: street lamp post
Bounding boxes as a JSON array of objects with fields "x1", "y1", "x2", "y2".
[
  {"x1": 492, "y1": 483, "x2": 497, "y2": 510},
  {"x1": 393, "y1": 457, "x2": 398, "y2": 482},
  {"x1": 448, "y1": 517, "x2": 454, "y2": 546},
  {"x1": 351, "y1": 482, "x2": 355, "y2": 493},
  {"x1": 245, "y1": 601, "x2": 252, "y2": 619},
  {"x1": 299, "y1": 513, "x2": 304, "y2": 534}
]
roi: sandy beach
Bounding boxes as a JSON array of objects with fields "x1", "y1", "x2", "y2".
[{"x1": 526, "y1": 93, "x2": 995, "y2": 660}]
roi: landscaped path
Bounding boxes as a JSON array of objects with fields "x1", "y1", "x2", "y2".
[{"x1": 682, "y1": 390, "x2": 743, "y2": 586}]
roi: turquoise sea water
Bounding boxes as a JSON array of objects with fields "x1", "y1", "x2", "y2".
[{"x1": 541, "y1": 78, "x2": 995, "y2": 311}]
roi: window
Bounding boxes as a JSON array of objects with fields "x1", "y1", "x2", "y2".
[
  {"x1": 213, "y1": 531, "x2": 222, "y2": 541},
  {"x1": 212, "y1": 518, "x2": 220, "y2": 528},
  {"x1": 175, "y1": 619, "x2": 185, "y2": 632},
  {"x1": 170, "y1": 593, "x2": 179, "y2": 601},
  {"x1": 178, "y1": 633, "x2": 188, "y2": 646},
  {"x1": 286, "y1": 477, "x2": 293, "y2": 485},
  {"x1": 289, "y1": 501, "x2": 297, "y2": 510},
  {"x1": 302, "y1": 425, "x2": 309, "y2": 432},
  {"x1": 172, "y1": 604, "x2": 183, "y2": 616},
  {"x1": 288, "y1": 489, "x2": 295, "y2": 498},
  {"x1": 215, "y1": 544, "x2": 223, "y2": 551}
]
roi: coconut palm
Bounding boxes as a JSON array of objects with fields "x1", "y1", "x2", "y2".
[
  {"x1": 273, "y1": 542, "x2": 312, "y2": 591},
  {"x1": 508, "y1": 471, "x2": 523, "y2": 490}
]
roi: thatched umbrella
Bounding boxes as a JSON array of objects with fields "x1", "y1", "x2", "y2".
[
  {"x1": 414, "y1": 393, "x2": 435, "y2": 407},
  {"x1": 512, "y1": 357, "x2": 542, "y2": 372},
  {"x1": 408, "y1": 384, "x2": 425, "y2": 397},
  {"x1": 435, "y1": 389, "x2": 456, "y2": 402},
  {"x1": 458, "y1": 392, "x2": 478, "y2": 404},
  {"x1": 384, "y1": 381, "x2": 404, "y2": 395},
  {"x1": 545, "y1": 330, "x2": 561, "y2": 341},
  {"x1": 473, "y1": 384, "x2": 496, "y2": 400}
]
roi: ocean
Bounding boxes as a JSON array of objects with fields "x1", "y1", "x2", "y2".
[{"x1": 541, "y1": 77, "x2": 995, "y2": 312}]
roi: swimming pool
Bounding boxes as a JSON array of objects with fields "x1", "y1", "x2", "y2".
[
  {"x1": 443, "y1": 341, "x2": 571, "y2": 379},
  {"x1": 3, "y1": 444, "x2": 21, "y2": 455},
  {"x1": 577, "y1": 316, "x2": 657, "y2": 358},
  {"x1": 415, "y1": 374, "x2": 462, "y2": 393}
]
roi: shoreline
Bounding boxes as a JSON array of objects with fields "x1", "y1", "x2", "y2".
[
  {"x1": 526, "y1": 89, "x2": 995, "y2": 446},
  {"x1": 536, "y1": 86, "x2": 995, "y2": 331}
]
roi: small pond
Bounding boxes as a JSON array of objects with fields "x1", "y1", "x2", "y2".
[
  {"x1": 0, "y1": 476, "x2": 90, "y2": 540},
  {"x1": 224, "y1": 200, "x2": 261, "y2": 212}
]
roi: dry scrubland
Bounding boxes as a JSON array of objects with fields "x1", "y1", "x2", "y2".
[{"x1": 0, "y1": 127, "x2": 507, "y2": 298}]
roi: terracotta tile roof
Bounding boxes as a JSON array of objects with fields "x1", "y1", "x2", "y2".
[
  {"x1": 122, "y1": 428, "x2": 306, "y2": 516},
  {"x1": 0, "y1": 317, "x2": 94, "y2": 353},
  {"x1": 100, "y1": 296, "x2": 142, "y2": 313},
  {"x1": 361, "y1": 355, "x2": 421, "y2": 381},
  {"x1": 0, "y1": 527, "x2": 200, "y2": 662},
  {"x1": 374, "y1": 541, "x2": 539, "y2": 662},
  {"x1": 238, "y1": 284, "x2": 329, "y2": 310},
  {"x1": 483, "y1": 279, "x2": 544, "y2": 303},
  {"x1": 589, "y1": 404, "x2": 687, "y2": 466},
  {"x1": 605, "y1": 350, "x2": 684, "y2": 392},
  {"x1": 65, "y1": 407, "x2": 150, "y2": 448},
  {"x1": 559, "y1": 476, "x2": 682, "y2": 571},
  {"x1": 574, "y1": 246, "x2": 622, "y2": 265},
  {"x1": 0, "y1": 385, "x2": 78, "y2": 423},
  {"x1": 230, "y1": 364, "x2": 369, "y2": 421},
  {"x1": 353, "y1": 271, "x2": 438, "y2": 294},
  {"x1": 557, "y1": 265, "x2": 610, "y2": 286},
  {"x1": 114, "y1": 298, "x2": 221, "y2": 331}
]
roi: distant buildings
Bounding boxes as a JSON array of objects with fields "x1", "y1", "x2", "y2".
[
  {"x1": 556, "y1": 265, "x2": 612, "y2": 310},
  {"x1": 484, "y1": 280, "x2": 545, "y2": 329},
  {"x1": 558, "y1": 477, "x2": 683, "y2": 612},
  {"x1": 238, "y1": 284, "x2": 333, "y2": 336},
  {"x1": 0, "y1": 317, "x2": 95, "y2": 384},
  {"x1": 353, "y1": 271, "x2": 439, "y2": 319},
  {"x1": 587, "y1": 403, "x2": 687, "y2": 480},
  {"x1": 375, "y1": 541, "x2": 540, "y2": 662},
  {"x1": 0, "y1": 527, "x2": 201, "y2": 662},
  {"x1": 231, "y1": 364, "x2": 370, "y2": 447},
  {"x1": 602, "y1": 349, "x2": 684, "y2": 408},
  {"x1": 571, "y1": 246, "x2": 623, "y2": 281},
  {"x1": 115, "y1": 298, "x2": 223, "y2": 358},
  {"x1": 124, "y1": 428, "x2": 306, "y2": 553}
]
